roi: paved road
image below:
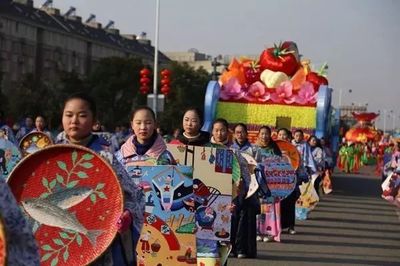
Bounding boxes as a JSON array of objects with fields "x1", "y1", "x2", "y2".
[{"x1": 230, "y1": 167, "x2": 400, "y2": 266}]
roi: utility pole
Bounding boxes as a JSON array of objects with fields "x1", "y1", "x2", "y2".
[{"x1": 211, "y1": 57, "x2": 222, "y2": 81}]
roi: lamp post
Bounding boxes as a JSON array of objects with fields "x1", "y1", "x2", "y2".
[
  {"x1": 211, "y1": 57, "x2": 221, "y2": 81},
  {"x1": 338, "y1": 89, "x2": 352, "y2": 108},
  {"x1": 152, "y1": 0, "x2": 160, "y2": 117},
  {"x1": 383, "y1": 109, "x2": 388, "y2": 134}
]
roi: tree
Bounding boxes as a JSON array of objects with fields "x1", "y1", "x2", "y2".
[
  {"x1": 85, "y1": 56, "x2": 145, "y2": 130},
  {"x1": 158, "y1": 62, "x2": 209, "y2": 132},
  {"x1": 7, "y1": 73, "x2": 54, "y2": 122}
]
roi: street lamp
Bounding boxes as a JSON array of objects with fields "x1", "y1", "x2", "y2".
[
  {"x1": 211, "y1": 58, "x2": 221, "y2": 81},
  {"x1": 152, "y1": 0, "x2": 160, "y2": 117},
  {"x1": 338, "y1": 89, "x2": 352, "y2": 107}
]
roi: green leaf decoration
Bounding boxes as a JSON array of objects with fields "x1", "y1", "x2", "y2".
[
  {"x1": 90, "y1": 194, "x2": 97, "y2": 204},
  {"x1": 41, "y1": 245, "x2": 53, "y2": 251},
  {"x1": 63, "y1": 249, "x2": 69, "y2": 262},
  {"x1": 56, "y1": 174, "x2": 64, "y2": 184},
  {"x1": 59, "y1": 232, "x2": 70, "y2": 239},
  {"x1": 97, "y1": 192, "x2": 107, "y2": 199},
  {"x1": 42, "y1": 177, "x2": 49, "y2": 188},
  {"x1": 41, "y1": 253, "x2": 52, "y2": 262},
  {"x1": 53, "y1": 238, "x2": 64, "y2": 246},
  {"x1": 76, "y1": 234, "x2": 82, "y2": 246},
  {"x1": 96, "y1": 183, "x2": 105, "y2": 190},
  {"x1": 50, "y1": 257, "x2": 58, "y2": 266},
  {"x1": 66, "y1": 180, "x2": 79, "y2": 188},
  {"x1": 80, "y1": 162, "x2": 93, "y2": 169},
  {"x1": 57, "y1": 161, "x2": 67, "y2": 171},
  {"x1": 49, "y1": 179, "x2": 57, "y2": 189},
  {"x1": 40, "y1": 192, "x2": 50, "y2": 199},
  {"x1": 82, "y1": 153, "x2": 94, "y2": 160},
  {"x1": 77, "y1": 171, "x2": 88, "y2": 179},
  {"x1": 72, "y1": 151, "x2": 78, "y2": 164}
]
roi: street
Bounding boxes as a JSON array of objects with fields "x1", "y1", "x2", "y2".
[{"x1": 230, "y1": 167, "x2": 400, "y2": 266}]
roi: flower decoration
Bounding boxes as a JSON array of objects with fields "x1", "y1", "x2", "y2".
[
  {"x1": 270, "y1": 81, "x2": 295, "y2": 104},
  {"x1": 295, "y1": 81, "x2": 317, "y2": 105},
  {"x1": 244, "y1": 81, "x2": 270, "y2": 102},
  {"x1": 220, "y1": 77, "x2": 245, "y2": 100}
]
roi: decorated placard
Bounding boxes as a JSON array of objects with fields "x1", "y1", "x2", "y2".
[
  {"x1": 0, "y1": 216, "x2": 5, "y2": 266},
  {"x1": 127, "y1": 165, "x2": 196, "y2": 265},
  {"x1": 296, "y1": 177, "x2": 320, "y2": 220},
  {"x1": 19, "y1": 131, "x2": 53, "y2": 157},
  {"x1": 381, "y1": 171, "x2": 400, "y2": 208},
  {"x1": 167, "y1": 144, "x2": 233, "y2": 243},
  {"x1": 0, "y1": 135, "x2": 21, "y2": 180},
  {"x1": 257, "y1": 155, "x2": 296, "y2": 200},
  {"x1": 275, "y1": 140, "x2": 300, "y2": 170},
  {"x1": 7, "y1": 145, "x2": 123, "y2": 266}
]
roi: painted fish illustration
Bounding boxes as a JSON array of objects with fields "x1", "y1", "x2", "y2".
[
  {"x1": 22, "y1": 198, "x2": 103, "y2": 245},
  {"x1": 46, "y1": 186, "x2": 93, "y2": 209}
]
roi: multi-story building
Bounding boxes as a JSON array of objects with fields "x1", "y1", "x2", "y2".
[{"x1": 0, "y1": 0, "x2": 170, "y2": 93}]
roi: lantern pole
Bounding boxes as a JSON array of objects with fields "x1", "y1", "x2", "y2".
[{"x1": 152, "y1": 0, "x2": 160, "y2": 117}]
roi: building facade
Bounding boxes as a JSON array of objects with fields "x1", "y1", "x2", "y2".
[{"x1": 0, "y1": 0, "x2": 169, "y2": 93}]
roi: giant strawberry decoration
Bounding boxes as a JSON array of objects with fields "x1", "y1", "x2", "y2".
[
  {"x1": 259, "y1": 42, "x2": 299, "y2": 77},
  {"x1": 306, "y1": 62, "x2": 329, "y2": 91},
  {"x1": 243, "y1": 60, "x2": 261, "y2": 87}
]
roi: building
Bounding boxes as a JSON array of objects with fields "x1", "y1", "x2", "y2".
[
  {"x1": 165, "y1": 49, "x2": 259, "y2": 81},
  {"x1": 339, "y1": 104, "x2": 368, "y2": 128},
  {"x1": 0, "y1": 0, "x2": 170, "y2": 93}
]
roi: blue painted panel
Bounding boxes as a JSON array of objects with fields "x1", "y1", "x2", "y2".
[{"x1": 202, "y1": 81, "x2": 220, "y2": 132}]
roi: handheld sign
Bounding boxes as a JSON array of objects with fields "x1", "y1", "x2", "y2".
[{"x1": 7, "y1": 145, "x2": 123, "y2": 266}]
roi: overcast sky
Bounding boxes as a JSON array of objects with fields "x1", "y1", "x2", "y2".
[{"x1": 36, "y1": 0, "x2": 400, "y2": 129}]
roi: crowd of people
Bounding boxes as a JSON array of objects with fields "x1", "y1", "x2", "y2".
[{"x1": 0, "y1": 92, "x2": 337, "y2": 265}]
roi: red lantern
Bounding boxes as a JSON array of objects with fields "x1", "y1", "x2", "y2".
[
  {"x1": 139, "y1": 67, "x2": 151, "y2": 95},
  {"x1": 160, "y1": 69, "x2": 171, "y2": 95}
]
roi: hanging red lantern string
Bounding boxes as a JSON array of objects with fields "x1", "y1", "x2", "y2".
[
  {"x1": 160, "y1": 69, "x2": 171, "y2": 96},
  {"x1": 139, "y1": 67, "x2": 151, "y2": 95}
]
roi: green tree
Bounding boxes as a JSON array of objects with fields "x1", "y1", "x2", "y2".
[
  {"x1": 85, "y1": 56, "x2": 145, "y2": 130},
  {"x1": 158, "y1": 62, "x2": 209, "y2": 132},
  {"x1": 8, "y1": 73, "x2": 54, "y2": 122}
]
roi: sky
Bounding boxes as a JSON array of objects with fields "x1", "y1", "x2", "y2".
[{"x1": 36, "y1": 0, "x2": 400, "y2": 129}]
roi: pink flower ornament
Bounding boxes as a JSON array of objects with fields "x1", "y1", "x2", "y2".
[
  {"x1": 295, "y1": 81, "x2": 318, "y2": 104},
  {"x1": 270, "y1": 81, "x2": 295, "y2": 104},
  {"x1": 244, "y1": 81, "x2": 270, "y2": 102},
  {"x1": 220, "y1": 77, "x2": 245, "y2": 100}
]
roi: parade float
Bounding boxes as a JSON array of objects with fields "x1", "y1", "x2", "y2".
[
  {"x1": 202, "y1": 41, "x2": 336, "y2": 142},
  {"x1": 338, "y1": 112, "x2": 380, "y2": 172},
  {"x1": 344, "y1": 112, "x2": 379, "y2": 143}
]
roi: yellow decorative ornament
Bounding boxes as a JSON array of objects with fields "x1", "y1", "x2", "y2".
[
  {"x1": 300, "y1": 59, "x2": 312, "y2": 75},
  {"x1": 260, "y1": 69, "x2": 289, "y2": 89},
  {"x1": 216, "y1": 102, "x2": 316, "y2": 129}
]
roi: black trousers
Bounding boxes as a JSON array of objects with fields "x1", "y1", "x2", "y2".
[
  {"x1": 280, "y1": 190, "x2": 300, "y2": 229},
  {"x1": 231, "y1": 195, "x2": 258, "y2": 258},
  {"x1": 314, "y1": 175, "x2": 322, "y2": 196}
]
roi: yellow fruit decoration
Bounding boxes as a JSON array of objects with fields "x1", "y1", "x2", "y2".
[{"x1": 260, "y1": 69, "x2": 289, "y2": 89}]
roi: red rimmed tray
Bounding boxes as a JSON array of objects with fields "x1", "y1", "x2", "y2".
[
  {"x1": 7, "y1": 144, "x2": 123, "y2": 266},
  {"x1": 275, "y1": 140, "x2": 300, "y2": 170},
  {"x1": 0, "y1": 216, "x2": 6, "y2": 266},
  {"x1": 19, "y1": 131, "x2": 53, "y2": 157}
]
